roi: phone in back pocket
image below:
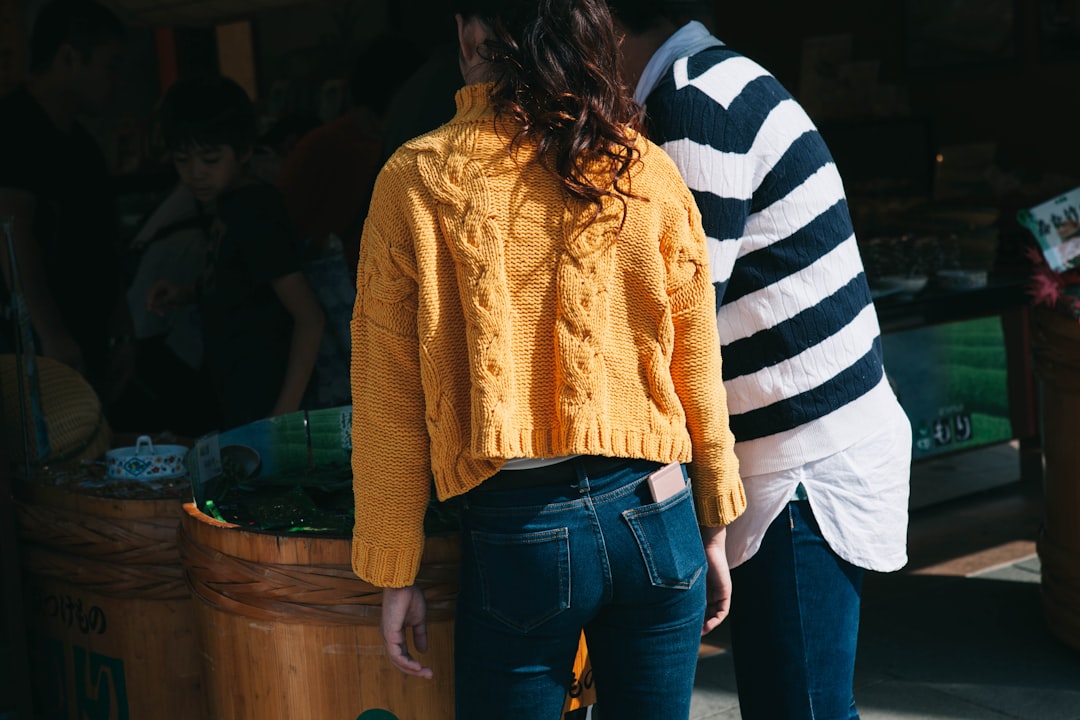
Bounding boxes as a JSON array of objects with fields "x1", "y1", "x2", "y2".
[{"x1": 646, "y1": 462, "x2": 684, "y2": 503}]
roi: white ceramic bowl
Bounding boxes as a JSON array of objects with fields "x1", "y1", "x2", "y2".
[{"x1": 105, "y1": 435, "x2": 189, "y2": 481}]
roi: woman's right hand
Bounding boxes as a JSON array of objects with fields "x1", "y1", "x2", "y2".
[
  {"x1": 145, "y1": 279, "x2": 193, "y2": 315},
  {"x1": 701, "y1": 525, "x2": 732, "y2": 635},
  {"x1": 381, "y1": 585, "x2": 434, "y2": 679}
]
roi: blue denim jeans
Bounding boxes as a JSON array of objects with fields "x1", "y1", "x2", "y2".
[
  {"x1": 454, "y1": 457, "x2": 707, "y2": 720},
  {"x1": 729, "y1": 500, "x2": 864, "y2": 720}
]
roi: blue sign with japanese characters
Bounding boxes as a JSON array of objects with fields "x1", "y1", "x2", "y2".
[{"x1": 882, "y1": 316, "x2": 1012, "y2": 460}]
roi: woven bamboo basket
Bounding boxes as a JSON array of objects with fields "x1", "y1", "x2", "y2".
[
  {"x1": 179, "y1": 502, "x2": 459, "y2": 720},
  {"x1": 15, "y1": 482, "x2": 205, "y2": 719},
  {"x1": 0, "y1": 354, "x2": 112, "y2": 466},
  {"x1": 1031, "y1": 308, "x2": 1080, "y2": 651}
]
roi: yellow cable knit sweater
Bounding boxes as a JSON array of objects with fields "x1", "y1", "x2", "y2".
[{"x1": 351, "y1": 83, "x2": 744, "y2": 588}]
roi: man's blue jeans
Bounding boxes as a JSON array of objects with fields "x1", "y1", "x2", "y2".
[
  {"x1": 729, "y1": 500, "x2": 864, "y2": 720},
  {"x1": 454, "y1": 457, "x2": 707, "y2": 720}
]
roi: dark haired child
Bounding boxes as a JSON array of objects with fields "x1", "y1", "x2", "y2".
[{"x1": 147, "y1": 75, "x2": 324, "y2": 429}]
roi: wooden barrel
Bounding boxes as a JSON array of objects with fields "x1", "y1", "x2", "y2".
[
  {"x1": 178, "y1": 503, "x2": 459, "y2": 720},
  {"x1": 1031, "y1": 308, "x2": 1080, "y2": 651},
  {"x1": 15, "y1": 481, "x2": 205, "y2": 719}
]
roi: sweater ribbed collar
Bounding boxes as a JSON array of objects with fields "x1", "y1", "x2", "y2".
[
  {"x1": 453, "y1": 82, "x2": 498, "y2": 123},
  {"x1": 633, "y1": 21, "x2": 724, "y2": 105}
]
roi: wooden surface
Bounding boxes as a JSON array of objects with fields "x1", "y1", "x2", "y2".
[
  {"x1": 181, "y1": 504, "x2": 457, "y2": 720},
  {"x1": 0, "y1": 438, "x2": 33, "y2": 717},
  {"x1": 16, "y1": 482, "x2": 204, "y2": 719},
  {"x1": 17, "y1": 478, "x2": 195, "y2": 521}
]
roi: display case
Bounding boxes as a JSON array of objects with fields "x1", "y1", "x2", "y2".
[{"x1": 874, "y1": 273, "x2": 1040, "y2": 482}]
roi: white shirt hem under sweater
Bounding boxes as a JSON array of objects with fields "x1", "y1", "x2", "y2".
[
  {"x1": 725, "y1": 380, "x2": 911, "y2": 573},
  {"x1": 732, "y1": 375, "x2": 903, "y2": 476}
]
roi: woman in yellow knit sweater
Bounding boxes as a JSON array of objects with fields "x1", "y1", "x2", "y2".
[{"x1": 350, "y1": 0, "x2": 745, "y2": 717}]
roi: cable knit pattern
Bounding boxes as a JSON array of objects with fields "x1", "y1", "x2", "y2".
[
  {"x1": 556, "y1": 195, "x2": 617, "y2": 447},
  {"x1": 352, "y1": 83, "x2": 744, "y2": 588},
  {"x1": 417, "y1": 144, "x2": 518, "y2": 459}
]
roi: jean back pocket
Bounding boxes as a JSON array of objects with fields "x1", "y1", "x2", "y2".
[
  {"x1": 471, "y1": 527, "x2": 571, "y2": 632},
  {"x1": 622, "y1": 488, "x2": 705, "y2": 590}
]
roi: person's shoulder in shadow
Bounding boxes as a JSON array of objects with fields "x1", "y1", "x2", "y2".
[{"x1": 381, "y1": 42, "x2": 464, "y2": 160}]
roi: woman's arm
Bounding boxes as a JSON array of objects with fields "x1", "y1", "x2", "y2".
[
  {"x1": 269, "y1": 271, "x2": 325, "y2": 416},
  {"x1": 664, "y1": 193, "x2": 744, "y2": 527}
]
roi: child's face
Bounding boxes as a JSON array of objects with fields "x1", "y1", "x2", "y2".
[{"x1": 172, "y1": 144, "x2": 250, "y2": 204}]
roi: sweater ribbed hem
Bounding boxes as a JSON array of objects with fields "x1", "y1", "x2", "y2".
[
  {"x1": 351, "y1": 538, "x2": 424, "y2": 589},
  {"x1": 478, "y1": 424, "x2": 694, "y2": 463},
  {"x1": 433, "y1": 426, "x2": 695, "y2": 500}
]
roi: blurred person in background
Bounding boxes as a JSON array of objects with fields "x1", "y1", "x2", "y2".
[
  {"x1": 146, "y1": 75, "x2": 324, "y2": 430},
  {"x1": 0, "y1": 0, "x2": 132, "y2": 406},
  {"x1": 274, "y1": 34, "x2": 427, "y2": 410},
  {"x1": 276, "y1": 34, "x2": 424, "y2": 269},
  {"x1": 378, "y1": 0, "x2": 463, "y2": 159},
  {"x1": 114, "y1": 111, "x2": 318, "y2": 435}
]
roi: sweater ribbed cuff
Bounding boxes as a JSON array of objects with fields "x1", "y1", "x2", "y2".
[
  {"x1": 694, "y1": 484, "x2": 747, "y2": 527},
  {"x1": 351, "y1": 538, "x2": 424, "y2": 589}
]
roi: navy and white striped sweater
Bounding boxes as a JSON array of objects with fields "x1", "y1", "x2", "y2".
[{"x1": 645, "y1": 45, "x2": 895, "y2": 476}]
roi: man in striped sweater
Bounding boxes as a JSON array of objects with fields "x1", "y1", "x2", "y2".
[{"x1": 610, "y1": 3, "x2": 911, "y2": 718}]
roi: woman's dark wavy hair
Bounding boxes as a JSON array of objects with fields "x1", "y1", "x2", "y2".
[{"x1": 453, "y1": 0, "x2": 643, "y2": 213}]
